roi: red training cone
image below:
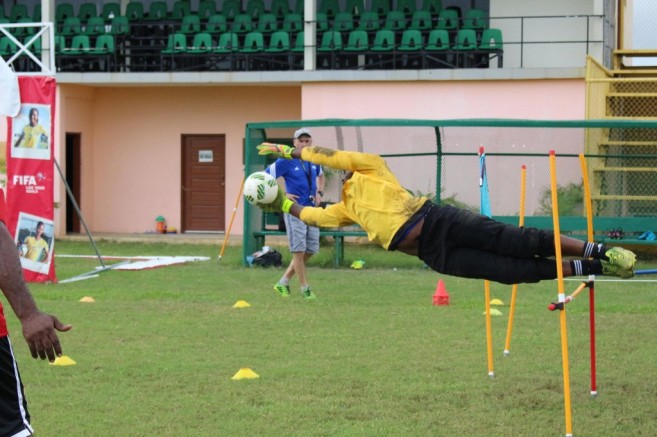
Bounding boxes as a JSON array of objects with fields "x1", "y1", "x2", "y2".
[{"x1": 433, "y1": 279, "x2": 450, "y2": 306}]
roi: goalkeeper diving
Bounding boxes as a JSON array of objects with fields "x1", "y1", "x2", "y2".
[{"x1": 255, "y1": 143, "x2": 637, "y2": 285}]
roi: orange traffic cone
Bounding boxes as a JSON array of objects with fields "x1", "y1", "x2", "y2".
[{"x1": 433, "y1": 279, "x2": 450, "y2": 306}]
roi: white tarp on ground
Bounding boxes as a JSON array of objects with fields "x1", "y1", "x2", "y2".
[{"x1": 57, "y1": 255, "x2": 210, "y2": 271}]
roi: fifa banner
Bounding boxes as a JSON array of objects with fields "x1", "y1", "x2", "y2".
[{"x1": 5, "y1": 76, "x2": 57, "y2": 282}]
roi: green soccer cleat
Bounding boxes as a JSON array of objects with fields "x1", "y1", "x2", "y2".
[
  {"x1": 274, "y1": 283, "x2": 290, "y2": 297},
  {"x1": 605, "y1": 247, "x2": 637, "y2": 271},
  {"x1": 601, "y1": 260, "x2": 634, "y2": 279},
  {"x1": 302, "y1": 287, "x2": 316, "y2": 300}
]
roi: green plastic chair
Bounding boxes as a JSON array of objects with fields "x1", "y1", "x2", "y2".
[
  {"x1": 31, "y1": 4, "x2": 41, "y2": 22},
  {"x1": 78, "y1": 3, "x2": 98, "y2": 22},
  {"x1": 246, "y1": 0, "x2": 266, "y2": 19},
  {"x1": 188, "y1": 32, "x2": 213, "y2": 53},
  {"x1": 161, "y1": 33, "x2": 187, "y2": 54},
  {"x1": 171, "y1": 1, "x2": 192, "y2": 19},
  {"x1": 343, "y1": 29, "x2": 368, "y2": 52},
  {"x1": 56, "y1": 3, "x2": 75, "y2": 24},
  {"x1": 316, "y1": 12, "x2": 329, "y2": 32},
  {"x1": 282, "y1": 13, "x2": 302, "y2": 33},
  {"x1": 333, "y1": 12, "x2": 354, "y2": 33},
  {"x1": 479, "y1": 28, "x2": 502, "y2": 51},
  {"x1": 462, "y1": 8, "x2": 488, "y2": 30},
  {"x1": 83, "y1": 17, "x2": 106, "y2": 36},
  {"x1": 76, "y1": 5, "x2": 96, "y2": 26},
  {"x1": 317, "y1": 30, "x2": 342, "y2": 52},
  {"x1": 102, "y1": 3, "x2": 121, "y2": 21},
  {"x1": 370, "y1": 29, "x2": 395, "y2": 51},
  {"x1": 10, "y1": 18, "x2": 35, "y2": 38},
  {"x1": 0, "y1": 36, "x2": 18, "y2": 57},
  {"x1": 291, "y1": 31, "x2": 304, "y2": 53},
  {"x1": 356, "y1": 12, "x2": 380, "y2": 33},
  {"x1": 206, "y1": 14, "x2": 228, "y2": 34},
  {"x1": 125, "y1": 2, "x2": 145, "y2": 21},
  {"x1": 294, "y1": 0, "x2": 305, "y2": 14},
  {"x1": 90, "y1": 34, "x2": 115, "y2": 54},
  {"x1": 409, "y1": 10, "x2": 432, "y2": 31},
  {"x1": 65, "y1": 34, "x2": 91, "y2": 55},
  {"x1": 53, "y1": 35, "x2": 67, "y2": 53},
  {"x1": 231, "y1": 14, "x2": 254, "y2": 34},
  {"x1": 265, "y1": 30, "x2": 290, "y2": 53},
  {"x1": 369, "y1": 0, "x2": 390, "y2": 18},
  {"x1": 421, "y1": 0, "x2": 443, "y2": 15},
  {"x1": 109, "y1": 16, "x2": 131, "y2": 37},
  {"x1": 221, "y1": 0, "x2": 242, "y2": 21},
  {"x1": 60, "y1": 17, "x2": 82, "y2": 37},
  {"x1": 383, "y1": 11, "x2": 406, "y2": 32},
  {"x1": 319, "y1": 0, "x2": 340, "y2": 19},
  {"x1": 435, "y1": 9, "x2": 459, "y2": 30},
  {"x1": 198, "y1": 1, "x2": 218, "y2": 20},
  {"x1": 270, "y1": 0, "x2": 291, "y2": 19},
  {"x1": 240, "y1": 31, "x2": 264, "y2": 53},
  {"x1": 397, "y1": 29, "x2": 422, "y2": 51},
  {"x1": 424, "y1": 28, "x2": 451, "y2": 68},
  {"x1": 180, "y1": 15, "x2": 202, "y2": 35},
  {"x1": 9, "y1": 4, "x2": 29, "y2": 22},
  {"x1": 214, "y1": 31, "x2": 239, "y2": 53},
  {"x1": 256, "y1": 13, "x2": 278, "y2": 34},
  {"x1": 145, "y1": 1, "x2": 169, "y2": 21},
  {"x1": 345, "y1": 0, "x2": 365, "y2": 17},
  {"x1": 453, "y1": 29, "x2": 477, "y2": 50},
  {"x1": 395, "y1": 0, "x2": 416, "y2": 17}
]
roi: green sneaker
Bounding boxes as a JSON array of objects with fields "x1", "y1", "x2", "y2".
[
  {"x1": 605, "y1": 247, "x2": 637, "y2": 271},
  {"x1": 302, "y1": 287, "x2": 316, "y2": 299},
  {"x1": 274, "y1": 283, "x2": 290, "y2": 297},
  {"x1": 601, "y1": 260, "x2": 634, "y2": 279}
]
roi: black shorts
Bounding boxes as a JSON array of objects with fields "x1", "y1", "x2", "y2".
[
  {"x1": 0, "y1": 336, "x2": 32, "y2": 437},
  {"x1": 417, "y1": 204, "x2": 558, "y2": 284}
]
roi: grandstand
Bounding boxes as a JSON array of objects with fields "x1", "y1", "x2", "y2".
[{"x1": 0, "y1": 0, "x2": 654, "y2": 238}]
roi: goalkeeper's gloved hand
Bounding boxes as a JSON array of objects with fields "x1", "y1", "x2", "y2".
[
  {"x1": 256, "y1": 185, "x2": 294, "y2": 213},
  {"x1": 257, "y1": 142, "x2": 294, "y2": 159}
]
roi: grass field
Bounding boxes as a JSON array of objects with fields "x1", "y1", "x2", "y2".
[{"x1": 7, "y1": 240, "x2": 657, "y2": 436}]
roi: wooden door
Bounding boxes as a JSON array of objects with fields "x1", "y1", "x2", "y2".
[{"x1": 181, "y1": 135, "x2": 225, "y2": 232}]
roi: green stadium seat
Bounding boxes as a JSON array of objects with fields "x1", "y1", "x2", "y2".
[
  {"x1": 282, "y1": 13, "x2": 302, "y2": 33},
  {"x1": 64, "y1": 34, "x2": 91, "y2": 55},
  {"x1": 109, "y1": 16, "x2": 131, "y2": 37},
  {"x1": 369, "y1": 29, "x2": 395, "y2": 69},
  {"x1": 369, "y1": 0, "x2": 390, "y2": 18},
  {"x1": 356, "y1": 11, "x2": 380, "y2": 33},
  {"x1": 271, "y1": 0, "x2": 291, "y2": 18},
  {"x1": 264, "y1": 30, "x2": 291, "y2": 69},
  {"x1": 453, "y1": 29, "x2": 477, "y2": 67},
  {"x1": 56, "y1": 3, "x2": 75, "y2": 24},
  {"x1": 421, "y1": 0, "x2": 443, "y2": 15},
  {"x1": 317, "y1": 30, "x2": 342, "y2": 68},
  {"x1": 171, "y1": 1, "x2": 192, "y2": 19},
  {"x1": 0, "y1": 6, "x2": 5, "y2": 20},
  {"x1": 395, "y1": 0, "x2": 416, "y2": 17},
  {"x1": 102, "y1": 3, "x2": 121, "y2": 21},
  {"x1": 342, "y1": 29, "x2": 369, "y2": 68},
  {"x1": 180, "y1": 15, "x2": 202, "y2": 34},
  {"x1": 345, "y1": 0, "x2": 365, "y2": 17},
  {"x1": 383, "y1": 11, "x2": 406, "y2": 32},
  {"x1": 239, "y1": 31, "x2": 264, "y2": 54},
  {"x1": 78, "y1": 3, "x2": 98, "y2": 22},
  {"x1": 83, "y1": 16, "x2": 107, "y2": 36},
  {"x1": 435, "y1": 8, "x2": 459, "y2": 30},
  {"x1": 198, "y1": 1, "x2": 218, "y2": 20},
  {"x1": 0, "y1": 36, "x2": 18, "y2": 57},
  {"x1": 397, "y1": 29, "x2": 423, "y2": 68},
  {"x1": 161, "y1": 33, "x2": 187, "y2": 54},
  {"x1": 188, "y1": 32, "x2": 214, "y2": 53},
  {"x1": 221, "y1": 0, "x2": 242, "y2": 21},
  {"x1": 316, "y1": 12, "x2": 330, "y2": 32},
  {"x1": 145, "y1": 1, "x2": 169, "y2": 21},
  {"x1": 409, "y1": 10, "x2": 432, "y2": 31},
  {"x1": 214, "y1": 31, "x2": 239, "y2": 53},
  {"x1": 206, "y1": 14, "x2": 228, "y2": 34},
  {"x1": 462, "y1": 8, "x2": 488, "y2": 30},
  {"x1": 294, "y1": 0, "x2": 305, "y2": 14},
  {"x1": 231, "y1": 14, "x2": 253, "y2": 34},
  {"x1": 256, "y1": 13, "x2": 278, "y2": 34},
  {"x1": 319, "y1": 0, "x2": 340, "y2": 20},
  {"x1": 333, "y1": 12, "x2": 355, "y2": 33},
  {"x1": 9, "y1": 4, "x2": 29, "y2": 22},
  {"x1": 125, "y1": 2, "x2": 145, "y2": 21},
  {"x1": 90, "y1": 34, "x2": 115, "y2": 55},
  {"x1": 60, "y1": 17, "x2": 82, "y2": 37},
  {"x1": 424, "y1": 29, "x2": 451, "y2": 68},
  {"x1": 291, "y1": 30, "x2": 304, "y2": 53},
  {"x1": 246, "y1": 0, "x2": 266, "y2": 19},
  {"x1": 478, "y1": 28, "x2": 503, "y2": 68},
  {"x1": 32, "y1": 5, "x2": 41, "y2": 22}
]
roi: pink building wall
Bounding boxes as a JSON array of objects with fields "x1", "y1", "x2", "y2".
[{"x1": 50, "y1": 79, "x2": 584, "y2": 236}]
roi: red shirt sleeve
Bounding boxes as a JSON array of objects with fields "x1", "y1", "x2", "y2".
[{"x1": 0, "y1": 189, "x2": 6, "y2": 224}]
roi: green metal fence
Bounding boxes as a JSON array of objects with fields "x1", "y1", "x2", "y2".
[{"x1": 243, "y1": 119, "x2": 657, "y2": 263}]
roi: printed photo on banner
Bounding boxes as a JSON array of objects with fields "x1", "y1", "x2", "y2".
[
  {"x1": 15, "y1": 212, "x2": 54, "y2": 274},
  {"x1": 11, "y1": 103, "x2": 51, "y2": 160}
]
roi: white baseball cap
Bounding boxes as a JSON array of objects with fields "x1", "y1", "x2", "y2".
[{"x1": 293, "y1": 128, "x2": 312, "y2": 139}]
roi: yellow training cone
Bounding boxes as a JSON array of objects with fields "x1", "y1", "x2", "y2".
[
  {"x1": 482, "y1": 309, "x2": 503, "y2": 316},
  {"x1": 50, "y1": 355, "x2": 77, "y2": 366},
  {"x1": 232, "y1": 368, "x2": 260, "y2": 380},
  {"x1": 232, "y1": 300, "x2": 251, "y2": 308},
  {"x1": 79, "y1": 296, "x2": 95, "y2": 303},
  {"x1": 490, "y1": 299, "x2": 504, "y2": 306}
]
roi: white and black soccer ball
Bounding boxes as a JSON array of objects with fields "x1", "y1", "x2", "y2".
[{"x1": 243, "y1": 171, "x2": 278, "y2": 205}]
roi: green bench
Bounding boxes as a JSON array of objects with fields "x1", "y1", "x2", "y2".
[
  {"x1": 493, "y1": 216, "x2": 657, "y2": 246},
  {"x1": 253, "y1": 229, "x2": 368, "y2": 267}
]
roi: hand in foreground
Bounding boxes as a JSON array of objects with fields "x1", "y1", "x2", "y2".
[
  {"x1": 257, "y1": 143, "x2": 294, "y2": 159},
  {"x1": 256, "y1": 185, "x2": 293, "y2": 213},
  {"x1": 22, "y1": 311, "x2": 72, "y2": 362}
]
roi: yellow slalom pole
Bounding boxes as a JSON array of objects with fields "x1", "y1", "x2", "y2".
[
  {"x1": 550, "y1": 151, "x2": 573, "y2": 437},
  {"x1": 504, "y1": 165, "x2": 526, "y2": 356},
  {"x1": 218, "y1": 177, "x2": 245, "y2": 261},
  {"x1": 484, "y1": 279, "x2": 494, "y2": 378},
  {"x1": 579, "y1": 153, "x2": 598, "y2": 397}
]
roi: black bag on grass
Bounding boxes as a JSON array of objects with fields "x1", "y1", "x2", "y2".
[{"x1": 252, "y1": 247, "x2": 283, "y2": 267}]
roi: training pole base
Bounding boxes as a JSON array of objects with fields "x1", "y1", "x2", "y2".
[
  {"x1": 503, "y1": 350, "x2": 510, "y2": 357},
  {"x1": 488, "y1": 371, "x2": 495, "y2": 379},
  {"x1": 591, "y1": 390, "x2": 598, "y2": 397}
]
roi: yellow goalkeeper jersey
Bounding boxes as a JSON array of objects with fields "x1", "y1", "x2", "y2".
[{"x1": 299, "y1": 146, "x2": 428, "y2": 250}]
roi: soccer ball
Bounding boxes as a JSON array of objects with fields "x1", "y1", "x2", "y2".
[{"x1": 243, "y1": 171, "x2": 278, "y2": 205}]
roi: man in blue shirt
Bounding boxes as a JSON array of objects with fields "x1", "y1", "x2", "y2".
[{"x1": 265, "y1": 128, "x2": 325, "y2": 298}]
